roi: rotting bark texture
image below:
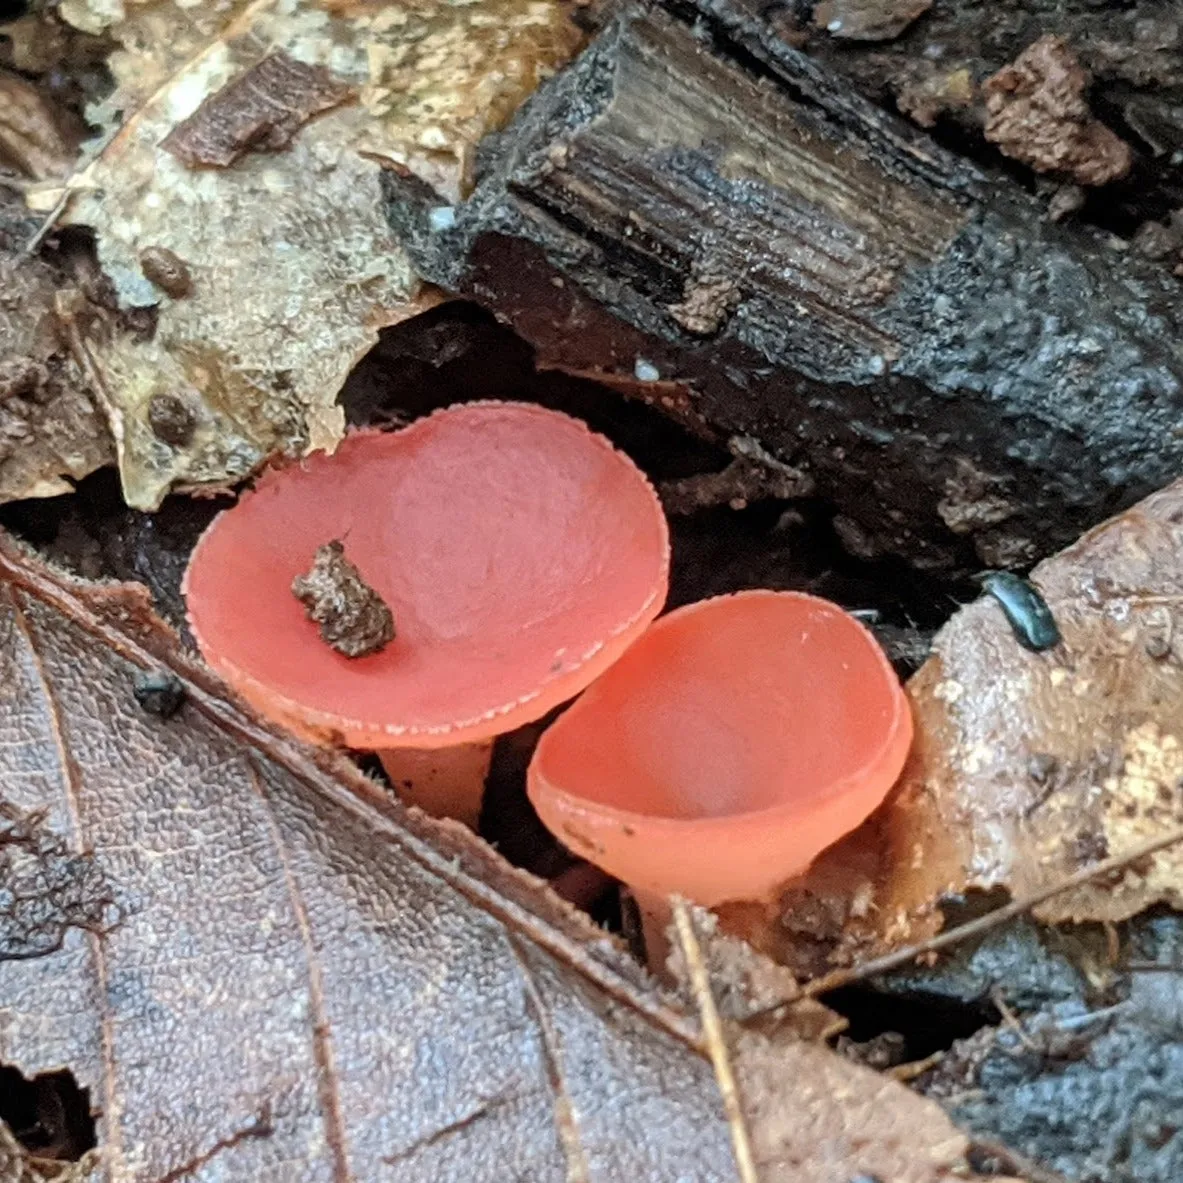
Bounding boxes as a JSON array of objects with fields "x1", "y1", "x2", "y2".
[
  {"x1": 384, "y1": 0, "x2": 1183, "y2": 571},
  {"x1": 0, "y1": 532, "x2": 988, "y2": 1182},
  {"x1": 759, "y1": 0, "x2": 1183, "y2": 219}
]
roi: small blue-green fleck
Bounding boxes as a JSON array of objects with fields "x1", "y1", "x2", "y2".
[
  {"x1": 633, "y1": 358, "x2": 660, "y2": 382},
  {"x1": 981, "y1": 571, "x2": 1061, "y2": 652}
]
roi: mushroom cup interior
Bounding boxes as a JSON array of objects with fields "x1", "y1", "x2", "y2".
[
  {"x1": 528, "y1": 591, "x2": 913, "y2": 906},
  {"x1": 184, "y1": 403, "x2": 670, "y2": 748}
]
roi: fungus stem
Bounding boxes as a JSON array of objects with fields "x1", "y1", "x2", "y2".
[
  {"x1": 378, "y1": 741, "x2": 493, "y2": 830},
  {"x1": 630, "y1": 888, "x2": 674, "y2": 975}
]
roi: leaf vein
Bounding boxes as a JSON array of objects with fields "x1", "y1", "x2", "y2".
[
  {"x1": 246, "y1": 757, "x2": 354, "y2": 1183},
  {"x1": 505, "y1": 933, "x2": 592, "y2": 1183}
]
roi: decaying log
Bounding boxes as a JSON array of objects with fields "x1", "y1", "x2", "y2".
[{"x1": 383, "y1": 0, "x2": 1183, "y2": 571}]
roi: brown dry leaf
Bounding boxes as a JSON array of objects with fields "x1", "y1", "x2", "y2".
[
  {"x1": 0, "y1": 71, "x2": 76, "y2": 181},
  {"x1": 781, "y1": 479, "x2": 1183, "y2": 973},
  {"x1": 0, "y1": 530, "x2": 988, "y2": 1182},
  {"x1": 43, "y1": 0, "x2": 583, "y2": 509},
  {"x1": 0, "y1": 194, "x2": 113, "y2": 503},
  {"x1": 732, "y1": 1033, "x2": 979, "y2": 1182}
]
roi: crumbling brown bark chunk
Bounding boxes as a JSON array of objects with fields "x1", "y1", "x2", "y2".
[
  {"x1": 983, "y1": 35, "x2": 1132, "y2": 186},
  {"x1": 161, "y1": 51, "x2": 354, "y2": 169},
  {"x1": 386, "y1": 0, "x2": 1183, "y2": 572},
  {"x1": 292, "y1": 539, "x2": 395, "y2": 658}
]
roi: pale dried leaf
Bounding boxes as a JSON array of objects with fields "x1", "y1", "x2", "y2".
[
  {"x1": 0, "y1": 532, "x2": 985, "y2": 1182},
  {"x1": 879, "y1": 479, "x2": 1183, "y2": 929},
  {"x1": 53, "y1": 0, "x2": 582, "y2": 508}
]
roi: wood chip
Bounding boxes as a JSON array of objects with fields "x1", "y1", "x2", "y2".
[
  {"x1": 161, "y1": 51, "x2": 354, "y2": 169},
  {"x1": 292, "y1": 539, "x2": 395, "y2": 658}
]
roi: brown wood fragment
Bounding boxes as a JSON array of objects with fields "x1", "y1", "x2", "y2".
[
  {"x1": 660, "y1": 436, "x2": 813, "y2": 513},
  {"x1": 983, "y1": 35, "x2": 1132, "y2": 186},
  {"x1": 292, "y1": 539, "x2": 395, "y2": 658},
  {"x1": 813, "y1": 0, "x2": 931, "y2": 43},
  {"x1": 667, "y1": 274, "x2": 741, "y2": 335},
  {"x1": 161, "y1": 52, "x2": 354, "y2": 169}
]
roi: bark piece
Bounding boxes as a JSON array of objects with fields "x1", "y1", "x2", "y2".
[
  {"x1": 0, "y1": 530, "x2": 991, "y2": 1182},
  {"x1": 768, "y1": 1, "x2": 1183, "y2": 228},
  {"x1": 983, "y1": 35, "x2": 1132, "y2": 186},
  {"x1": 292, "y1": 539, "x2": 395, "y2": 658},
  {"x1": 160, "y1": 52, "x2": 354, "y2": 169},
  {"x1": 659, "y1": 435, "x2": 813, "y2": 513},
  {"x1": 388, "y1": 1, "x2": 1183, "y2": 571}
]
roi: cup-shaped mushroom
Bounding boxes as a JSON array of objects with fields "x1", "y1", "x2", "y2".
[
  {"x1": 184, "y1": 402, "x2": 669, "y2": 827},
  {"x1": 527, "y1": 590, "x2": 913, "y2": 907}
]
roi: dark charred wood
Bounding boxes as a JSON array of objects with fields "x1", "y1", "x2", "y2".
[{"x1": 383, "y1": 1, "x2": 1183, "y2": 571}]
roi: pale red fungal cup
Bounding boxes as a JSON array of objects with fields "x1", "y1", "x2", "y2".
[
  {"x1": 184, "y1": 402, "x2": 670, "y2": 828},
  {"x1": 527, "y1": 590, "x2": 913, "y2": 958}
]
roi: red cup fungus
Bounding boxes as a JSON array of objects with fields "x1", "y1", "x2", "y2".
[
  {"x1": 184, "y1": 402, "x2": 670, "y2": 827},
  {"x1": 527, "y1": 590, "x2": 913, "y2": 944}
]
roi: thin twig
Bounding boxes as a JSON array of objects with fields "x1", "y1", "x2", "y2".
[
  {"x1": 671, "y1": 898, "x2": 759, "y2": 1183},
  {"x1": 748, "y1": 823, "x2": 1183, "y2": 1019},
  {"x1": 887, "y1": 1050, "x2": 942, "y2": 1082},
  {"x1": 969, "y1": 1136, "x2": 1073, "y2": 1183},
  {"x1": 20, "y1": 126, "x2": 120, "y2": 258},
  {"x1": 991, "y1": 986, "x2": 1041, "y2": 1055},
  {"x1": 1124, "y1": 960, "x2": 1183, "y2": 973},
  {"x1": 60, "y1": 316, "x2": 126, "y2": 465},
  {"x1": 22, "y1": 185, "x2": 72, "y2": 258}
]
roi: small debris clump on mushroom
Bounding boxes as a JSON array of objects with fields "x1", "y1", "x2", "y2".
[{"x1": 292, "y1": 540, "x2": 395, "y2": 658}]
